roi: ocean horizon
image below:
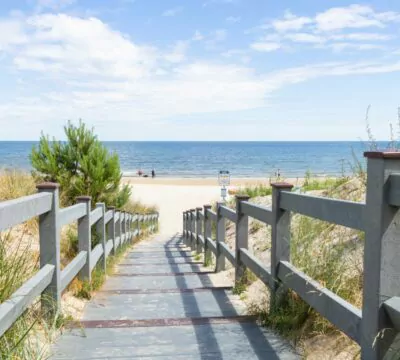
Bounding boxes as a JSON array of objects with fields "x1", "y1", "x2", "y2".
[{"x1": 0, "y1": 140, "x2": 387, "y2": 178}]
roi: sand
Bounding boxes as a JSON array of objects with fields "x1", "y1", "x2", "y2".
[
  {"x1": 123, "y1": 176, "x2": 311, "y2": 235},
  {"x1": 123, "y1": 176, "x2": 305, "y2": 187}
]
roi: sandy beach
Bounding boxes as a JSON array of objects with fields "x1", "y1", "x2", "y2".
[
  {"x1": 123, "y1": 176, "x2": 309, "y2": 235},
  {"x1": 123, "y1": 176, "x2": 306, "y2": 187}
]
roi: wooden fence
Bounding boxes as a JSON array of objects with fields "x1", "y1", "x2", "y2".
[
  {"x1": 183, "y1": 151, "x2": 400, "y2": 360},
  {"x1": 0, "y1": 182, "x2": 158, "y2": 338}
]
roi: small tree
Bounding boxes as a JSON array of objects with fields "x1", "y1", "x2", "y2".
[{"x1": 31, "y1": 120, "x2": 131, "y2": 207}]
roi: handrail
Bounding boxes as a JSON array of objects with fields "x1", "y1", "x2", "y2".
[
  {"x1": 182, "y1": 158, "x2": 400, "y2": 358},
  {"x1": 59, "y1": 203, "x2": 87, "y2": 226},
  {"x1": 0, "y1": 264, "x2": 55, "y2": 338},
  {"x1": 0, "y1": 193, "x2": 53, "y2": 231},
  {"x1": 60, "y1": 251, "x2": 87, "y2": 292},
  {"x1": 0, "y1": 181, "x2": 159, "y2": 339}
]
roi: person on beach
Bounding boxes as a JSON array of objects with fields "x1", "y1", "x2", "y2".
[{"x1": 151, "y1": 169, "x2": 155, "y2": 178}]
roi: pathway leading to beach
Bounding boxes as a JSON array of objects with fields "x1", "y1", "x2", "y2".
[{"x1": 51, "y1": 233, "x2": 298, "y2": 359}]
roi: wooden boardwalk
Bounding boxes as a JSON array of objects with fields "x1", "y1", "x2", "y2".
[{"x1": 51, "y1": 234, "x2": 298, "y2": 359}]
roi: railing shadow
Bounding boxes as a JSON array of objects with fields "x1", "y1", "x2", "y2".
[{"x1": 162, "y1": 233, "x2": 293, "y2": 359}]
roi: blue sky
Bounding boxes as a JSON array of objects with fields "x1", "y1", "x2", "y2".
[{"x1": 0, "y1": 0, "x2": 399, "y2": 140}]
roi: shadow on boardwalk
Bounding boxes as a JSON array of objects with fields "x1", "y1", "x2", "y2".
[{"x1": 51, "y1": 233, "x2": 298, "y2": 359}]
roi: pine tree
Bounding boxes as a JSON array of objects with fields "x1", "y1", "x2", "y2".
[{"x1": 30, "y1": 120, "x2": 131, "y2": 207}]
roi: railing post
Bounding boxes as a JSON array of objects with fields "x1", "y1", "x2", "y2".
[
  {"x1": 361, "y1": 152, "x2": 400, "y2": 360},
  {"x1": 127, "y1": 214, "x2": 131, "y2": 241},
  {"x1": 190, "y1": 209, "x2": 196, "y2": 252},
  {"x1": 108, "y1": 206, "x2": 116, "y2": 255},
  {"x1": 116, "y1": 210, "x2": 121, "y2": 249},
  {"x1": 37, "y1": 182, "x2": 61, "y2": 318},
  {"x1": 121, "y1": 211, "x2": 126, "y2": 244},
  {"x1": 196, "y1": 207, "x2": 202, "y2": 254},
  {"x1": 184, "y1": 211, "x2": 189, "y2": 246},
  {"x1": 137, "y1": 214, "x2": 141, "y2": 237},
  {"x1": 96, "y1": 203, "x2": 106, "y2": 273},
  {"x1": 203, "y1": 205, "x2": 212, "y2": 266},
  {"x1": 216, "y1": 202, "x2": 226, "y2": 272},
  {"x1": 183, "y1": 211, "x2": 186, "y2": 244},
  {"x1": 76, "y1": 196, "x2": 91, "y2": 282},
  {"x1": 271, "y1": 182, "x2": 293, "y2": 302},
  {"x1": 235, "y1": 195, "x2": 250, "y2": 284}
]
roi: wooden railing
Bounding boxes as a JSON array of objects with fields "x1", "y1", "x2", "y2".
[
  {"x1": 183, "y1": 151, "x2": 400, "y2": 360},
  {"x1": 0, "y1": 182, "x2": 158, "y2": 338}
]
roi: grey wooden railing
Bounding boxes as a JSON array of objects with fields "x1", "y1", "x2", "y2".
[
  {"x1": 183, "y1": 151, "x2": 400, "y2": 360},
  {"x1": 0, "y1": 182, "x2": 158, "y2": 338}
]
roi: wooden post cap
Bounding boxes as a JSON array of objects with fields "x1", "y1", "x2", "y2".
[
  {"x1": 364, "y1": 151, "x2": 400, "y2": 159},
  {"x1": 271, "y1": 182, "x2": 294, "y2": 189},
  {"x1": 36, "y1": 182, "x2": 60, "y2": 190},
  {"x1": 235, "y1": 194, "x2": 250, "y2": 200},
  {"x1": 204, "y1": 204, "x2": 212, "y2": 208},
  {"x1": 76, "y1": 195, "x2": 92, "y2": 201}
]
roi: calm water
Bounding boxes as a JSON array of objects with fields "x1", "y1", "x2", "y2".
[{"x1": 0, "y1": 141, "x2": 377, "y2": 178}]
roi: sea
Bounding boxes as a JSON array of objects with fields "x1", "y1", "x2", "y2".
[{"x1": 0, "y1": 141, "x2": 384, "y2": 178}]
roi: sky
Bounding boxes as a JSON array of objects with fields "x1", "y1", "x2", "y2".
[{"x1": 0, "y1": 0, "x2": 399, "y2": 141}]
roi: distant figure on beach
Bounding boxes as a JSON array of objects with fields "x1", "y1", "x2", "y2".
[
  {"x1": 137, "y1": 169, "x2": 143, "y2": 177},
  {"x1": 151, "y1": 169, "x2": 155, "y2": 178}
]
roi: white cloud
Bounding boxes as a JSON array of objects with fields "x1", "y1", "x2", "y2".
[
  {"x1": 162, "y1": 7, "x2": 183, "y2": 17},
  {"x1": 328, "y1": 42, "x2": 385, "y2": 52},
  {"x1": 164, "y1": 41, "x2": 188, "y2": 63},
  {"x1": 3, "y1": 11, "x2": 400, "y2": 139},
  {"x1": 250, "y1": 42, "x2": 281, "y2": 52},
  {"x1": 205, "y1": 29, "x2": 227, "y2": 49},
  {"x1": 330, "y1": 33, "x2": 392, "y2": 41},
  {"x1": 285, "y1": 33, "x2": 324, "y2": 43},
  {"x1": 271, "y1": 11, "x2": 313, "y2": 32},
  {"x1": 226, "y1": 16, "x2": 240, "y2": 23},
  {"x1": 315, "y1": 5, "x2": 384, "y2": 31}
]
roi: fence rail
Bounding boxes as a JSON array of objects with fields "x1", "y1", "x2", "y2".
[
  {"x1": 0, "y1": 182, "x2": 158, "y2": 339},
  {"x1": 183, "y1": 151, "x2": 400, "y2": 360}
]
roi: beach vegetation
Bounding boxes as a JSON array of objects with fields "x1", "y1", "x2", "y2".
[{"x1": 30, "y1": 120, "x2": 131, "y2": 208}]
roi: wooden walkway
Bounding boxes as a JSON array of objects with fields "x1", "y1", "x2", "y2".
[{"x1": 51, "y1": 234, "x2": 298, "y2": 359}]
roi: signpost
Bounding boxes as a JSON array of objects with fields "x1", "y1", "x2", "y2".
[{"x1": 218, "y1": 170, "x2": 230, "y2": 203}]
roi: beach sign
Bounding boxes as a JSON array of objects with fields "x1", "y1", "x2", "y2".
[{"x1": 218, "y1": 170, "x2": 230, "y2": 186}]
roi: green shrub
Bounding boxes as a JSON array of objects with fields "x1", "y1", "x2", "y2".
[{"x1": 30, "y1": 120, "x2": 131, "y2": 208}]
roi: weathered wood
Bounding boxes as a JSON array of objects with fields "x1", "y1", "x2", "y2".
[
  {"x1": 0, "y1": 264, "x2": 54, "y2": 338},
  {"x1": 0, "y1": 192, "x2": 52, "y2": 231},
  {"x1": 96, "y1": 203, "x2": 106, "y2": 273},
  {"x1": 90, "y1": 207, "x2": 103, "y2": 226},
  {"x1": 59, "y1": 204, "x2": 87, "y2": 226},
  {"x1": 361, "y1": 153, "x2": 400, "y2": 359},
  {"x1": 206, "y1": 209, "x2": 217, "y2": 222},
  {"x1": 198, "y1": 235, "x2": 205, "y2": 246},
  {"x1": 90, "y1": 244, "x2": 104, "y2": 272},
  {"x1": 204, "y1": 205, "x2": 212, "y2": 266},
  {"x1": 206, "y1": 237, "x2": 217, "y2": 255},
  {"x1": 219, "y1": 242, "x2": 236, "y2": 265},
  {"x1": 77, "y1": 196, "x2": 91, "y2": 282},
  {"x1": 196, "y1": 208, "x2": 202, "y2": 253},
  {"x1": 241, "y1": 201, "x2": 273, "y2": 224},
  {"x1": 383, "y1": 297, "x2": 400, "y2": 332},
  {"x1": 220, "y1": 205, "x2": 238, "y2": 223},
  {"x1": 114, "y1": 211, "x2": 120, "y2": 223},
  {"x1": 60, "y1": 251, "x2": 87, "y2": 292},
  {"x1": 239, "y1": 248, "x2": 273, "y2": 288},
  {"x1": 279, "y1": 261, "x2": 362, "y2": 343},
  {"x1": 271, "y1": 183, "x2": 293, "y2": 302},
  {"x1": 104, "y1": 210, "x2": 113, "y2": 224},
  {"x1": 105, "y1": 239, "x2": 113, "y2": 257},
  {"x1": 235, "y1": 196, "x2": 249, "y2": 284},
  {"x1": 37, "y1": 183, "x2": 61, "y2": 318},
  {"x1": 216, "y1": 203, "x2": 226, "y2": 272},
  {"x1": 280, "y1": 192, "x2": 365, "y2": 231},
  {"x1": 107, "y1": 207, "x2": 116, "y2": 256},
  {"x1": 388, "y1": 174, "x2": 400, "y2": 206}
]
